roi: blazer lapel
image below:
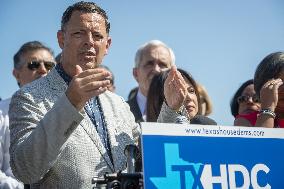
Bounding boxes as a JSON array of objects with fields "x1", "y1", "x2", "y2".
[
  {"x1": 99, "y1": 93, "x2": 129, "y2": 171},
  {"x1": 127, "y1": 97, "x2": 144, "y2": 123},
  {"x1": 80, "y1": 113, "x2": 115, "y2": 171}
]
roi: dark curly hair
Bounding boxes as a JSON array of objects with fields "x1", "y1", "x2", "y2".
[{"x1": 61, "y1": 1, "x2": 110, "y2": 34}]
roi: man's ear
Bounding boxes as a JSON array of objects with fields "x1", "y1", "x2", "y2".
[
  {"x1": 57, "y1": 30, "x2": 64, "y2": 49},
  {"x1": 104, "y1": 37, "x2": 112, "y2": 55},
  {"x1": 133, "y1": 68, "x2": 139, "y2": 82},
  {"x1": 12, "y1": 69, "x2": 20, "y2": 83}
]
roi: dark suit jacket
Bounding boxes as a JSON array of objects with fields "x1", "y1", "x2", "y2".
[{"x1": 127, "y1": 94, "x2": 144, "y2": 123}]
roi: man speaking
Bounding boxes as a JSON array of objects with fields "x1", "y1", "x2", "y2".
[{"x1": 9, "y1": 2, "x2": 188, "y2": 188}]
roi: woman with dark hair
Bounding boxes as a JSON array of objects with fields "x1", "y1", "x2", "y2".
[
  {"x1": 146, "y1": 68, "x2": 201, "y2": 122},
  {"x1": 254, "y1": 52, "x2": 284, "y2": 128},
  {"x1": 230, "y1": 79, "x2": 261, "y2": 126}
]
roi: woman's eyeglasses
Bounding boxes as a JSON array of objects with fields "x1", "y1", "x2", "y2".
[
  {"x1": 27, "y1": 61, "x2": 55, "y2": 71},
  {"x1": 237, "y1": 95, "x2": 260, "y2": 104}
]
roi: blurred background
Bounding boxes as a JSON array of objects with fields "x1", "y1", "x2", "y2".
[{"x1": 1, "y1": 0, "x2": 284, "y2": 125}]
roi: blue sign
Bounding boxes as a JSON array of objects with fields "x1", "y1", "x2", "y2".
[{"x1": 141, "y1": 123, "x2": 284, "y2": 189}]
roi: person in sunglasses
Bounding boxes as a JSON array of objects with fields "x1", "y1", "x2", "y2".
[
  {"x1": 12, "y1": 41, "x2": 55, "y2": 87},
  {"x1": 230, "y1": 79, "x2": 261, "y2": 126},
  {"x1": 0, "y1": 41, "x2": 55, "y2": 189},
  {"x1": 254, "y1": 52, "x2": 284, "y2": 128}
]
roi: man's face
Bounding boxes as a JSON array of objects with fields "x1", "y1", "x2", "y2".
[
  {"x1": 13, "y1": 49, "x2": 55, "y2": 87},
  {"x1": 58, "y1": 11, "x2": 111, "y2": 76},
  {"x1": 133, "y1": 46, "x2": 172, "y2": 96}
]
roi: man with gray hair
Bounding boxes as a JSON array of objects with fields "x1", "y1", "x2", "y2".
[
  {"x1": 127, "y1": 40, "x2": 175, "y2": 122},
  {"x1": 0, "y1": 41, "x2": 55, "y2": 189}
]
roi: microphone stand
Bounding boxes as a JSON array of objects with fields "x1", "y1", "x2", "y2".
[{"x1": 92, "y1": 145, "x2": 143, "y2": 189}]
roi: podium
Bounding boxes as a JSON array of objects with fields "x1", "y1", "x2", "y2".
[{"x1": 141, "y1": 122, "x2": 284, "y2": 189}]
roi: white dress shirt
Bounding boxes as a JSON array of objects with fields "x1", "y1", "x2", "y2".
[
  {"x1": 0, "y1": 98, "x2": 23, "y2": 189},
  {"x1": 136, "y1": 89, "x2": 147, "y2": 121}
]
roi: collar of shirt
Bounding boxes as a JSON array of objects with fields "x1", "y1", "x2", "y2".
[
  {"x1": 136, "y1": 89, "x2": 147, "y2": 117},
  {"x1": 55, "y1": 63, "x2": 72, "y2": 85}
]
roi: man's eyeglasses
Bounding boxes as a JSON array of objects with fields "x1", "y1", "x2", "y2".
[
  {"x1": 27, "y1": 61, "x2": 55, "y2": 71},
  {"x1": 237, "y1": 95, "x2": 260, "y2": 104}
]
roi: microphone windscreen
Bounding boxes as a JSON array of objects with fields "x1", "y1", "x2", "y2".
[
  {"x1": 124, "y1": 144, "x2": 139, "y2": 173},
  {"x1": 175, "y1": 116, "x2": 190, "y2": 124},
  {"x1": 135, "y1": 137, "x2": 142, "y2": 172},
  {"x1": 190, "y1": 115, "x2": 217, "y2": 125}
]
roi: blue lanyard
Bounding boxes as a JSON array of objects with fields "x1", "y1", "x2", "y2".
[{"x1": 84, "y1": 97, "x2": 111, "y2": 154}]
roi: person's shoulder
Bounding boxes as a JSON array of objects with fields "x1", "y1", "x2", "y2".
[
  {"x1": 10, "y1": 76, "x2": 53, "y2": 110},
  {"x1": 15, "y1": 69, "x2": 61, "y2": 98},
  {"x1": 23, "y1": 74, "x2": 50, "y2": 92},
  {"x1": 101, "y1": 91, "x2": 136, "y2": 123},
  {"x1": 103, "y1": 90, "x2": 126, "y2": 102},
  {"x1": 126, "y1": 94, "x2": 137, "y2": 105},
  {"x1": 100, "y1": 91, "x2": 131, "y2": 115}
]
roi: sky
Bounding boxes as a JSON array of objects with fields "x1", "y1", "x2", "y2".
[{"x1": 1, "y1": 0, "x2": 284, "y2": 126}]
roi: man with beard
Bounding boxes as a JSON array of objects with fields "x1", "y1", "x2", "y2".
[{"x1": 128, "y1": 40, "x2": 175, "y2": 122}]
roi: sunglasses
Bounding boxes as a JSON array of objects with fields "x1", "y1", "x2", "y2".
[
  {"x1": 237, "y1": 95, "x2": 260, "y2": 104},
  {"x1": 27, "y1": 61, "x2": 55, "y2": 71}
]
